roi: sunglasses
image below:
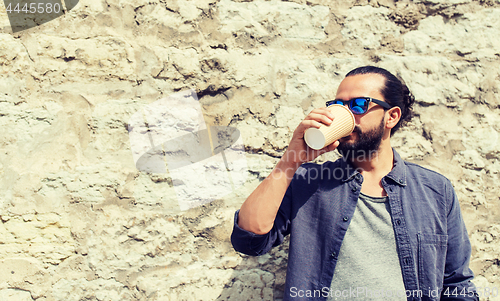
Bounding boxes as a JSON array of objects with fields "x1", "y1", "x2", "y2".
[{"x1": 326, "y1": 97, "x2": 392, "y2": 115}]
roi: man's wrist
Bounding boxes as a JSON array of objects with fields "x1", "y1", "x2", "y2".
[{"x1": 274, "y1": 158, "x2": 301, "y2": 180}]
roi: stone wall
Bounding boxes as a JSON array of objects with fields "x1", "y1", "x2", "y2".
[{"x1": 1, "y1": 0, "x2": 499, "y2": 300}]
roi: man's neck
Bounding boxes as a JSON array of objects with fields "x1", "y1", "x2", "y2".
[
  {"x1": 350, "y1": 143, "x2": 394, "y2": 197},
  {"x1": 350, "y1": 142, "x2": 394, "y2": 177}
]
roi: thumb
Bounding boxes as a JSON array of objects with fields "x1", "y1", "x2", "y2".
[{"x1": 319, "y1": 140, "x2": 340, "y2": 155}]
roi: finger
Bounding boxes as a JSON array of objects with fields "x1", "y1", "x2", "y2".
[
  {"x1": 308, "y1": 108, "x2": 335, "y2": 120},
  {"x1": 325, "y1": 140, "x2": 340, "y2": 152},
  {"x1": 304, "y1": 112, "x2": 334, "y2": 126},
  {"x1": 317, "y1": 140, "x2": 340, "y2": 155},
  {"x1": 298, "y1": 119, "x2": 327, "y2": 130}
]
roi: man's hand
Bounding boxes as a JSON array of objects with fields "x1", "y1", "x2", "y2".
[{"x1": 282, "y1": 107, "x2": 341, "y2": 167}]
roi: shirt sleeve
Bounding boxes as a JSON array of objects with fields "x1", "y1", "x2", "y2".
[
  {"x1": 230, "y1": 178, "x2": 294, "y2": 256},
  {"x1": 440, "y1": 182, "x2": 479, "y2": 301}
]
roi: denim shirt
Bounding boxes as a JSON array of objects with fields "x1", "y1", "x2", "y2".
[{"x1": 231, "y1": 149, "x2": 478, "y2": 301}]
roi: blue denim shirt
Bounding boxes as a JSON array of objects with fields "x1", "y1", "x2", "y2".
[{"x1": 231, "y1": 149, "x2": 478, "y2": 301}]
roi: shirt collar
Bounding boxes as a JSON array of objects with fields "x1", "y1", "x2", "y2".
[
  {"x1": 385, "y1": 148, "x2": 407, "y2": 186},
  {"x1": 339, "y1": 148, "x2": 407, "y2": 186}
]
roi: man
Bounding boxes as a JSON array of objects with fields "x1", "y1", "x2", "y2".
[{"x1": 231, "y1": 66, "x2": 478, "y2": 301}]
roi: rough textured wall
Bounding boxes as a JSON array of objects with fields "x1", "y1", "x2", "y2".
[{"x1": 1, "y1": 0, "x2": 500, "y2": 300}]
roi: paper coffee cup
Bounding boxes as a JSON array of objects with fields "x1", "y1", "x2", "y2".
[{"x1": 304, "y1": 105, "x2": 355, "y2": 150}]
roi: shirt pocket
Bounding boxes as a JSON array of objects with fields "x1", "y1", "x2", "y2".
[{"x1": 417, "y1": 233, "x2": 448, "y2": 298}]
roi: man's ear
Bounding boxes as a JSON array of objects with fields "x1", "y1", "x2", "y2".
[{"x1": 385, "y1": 106, "x2": 401, "y2": 130}]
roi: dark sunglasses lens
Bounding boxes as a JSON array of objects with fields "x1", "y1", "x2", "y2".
[
  {"x1": 350, "y1": 98, "x2": 368, "y2": 114},
  {"x1": 330, "y1": 100, "x2": 344, "y2": 106}
]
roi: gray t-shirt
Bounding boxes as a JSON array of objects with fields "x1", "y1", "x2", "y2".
[{"x1": 327, "y1": 192, "x2": 406, "y2": 300}]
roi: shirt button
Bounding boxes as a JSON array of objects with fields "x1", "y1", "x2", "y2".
[
  {"x1": 331, "y1": 252, "x2": 337, "y2": 258},
  {"x1": 351, "y1": 187, "x2": 357, "y2": 192},
  {"x1": 343, "y1": 216, "x2": 349, "y2": 222},
  {"x1": 396, "y1": 219, "x2": 401, "y2": 226}
]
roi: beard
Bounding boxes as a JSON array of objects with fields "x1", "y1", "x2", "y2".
[{"x1": 337, "y1": 117, "x2": 385, "y2": 162}]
